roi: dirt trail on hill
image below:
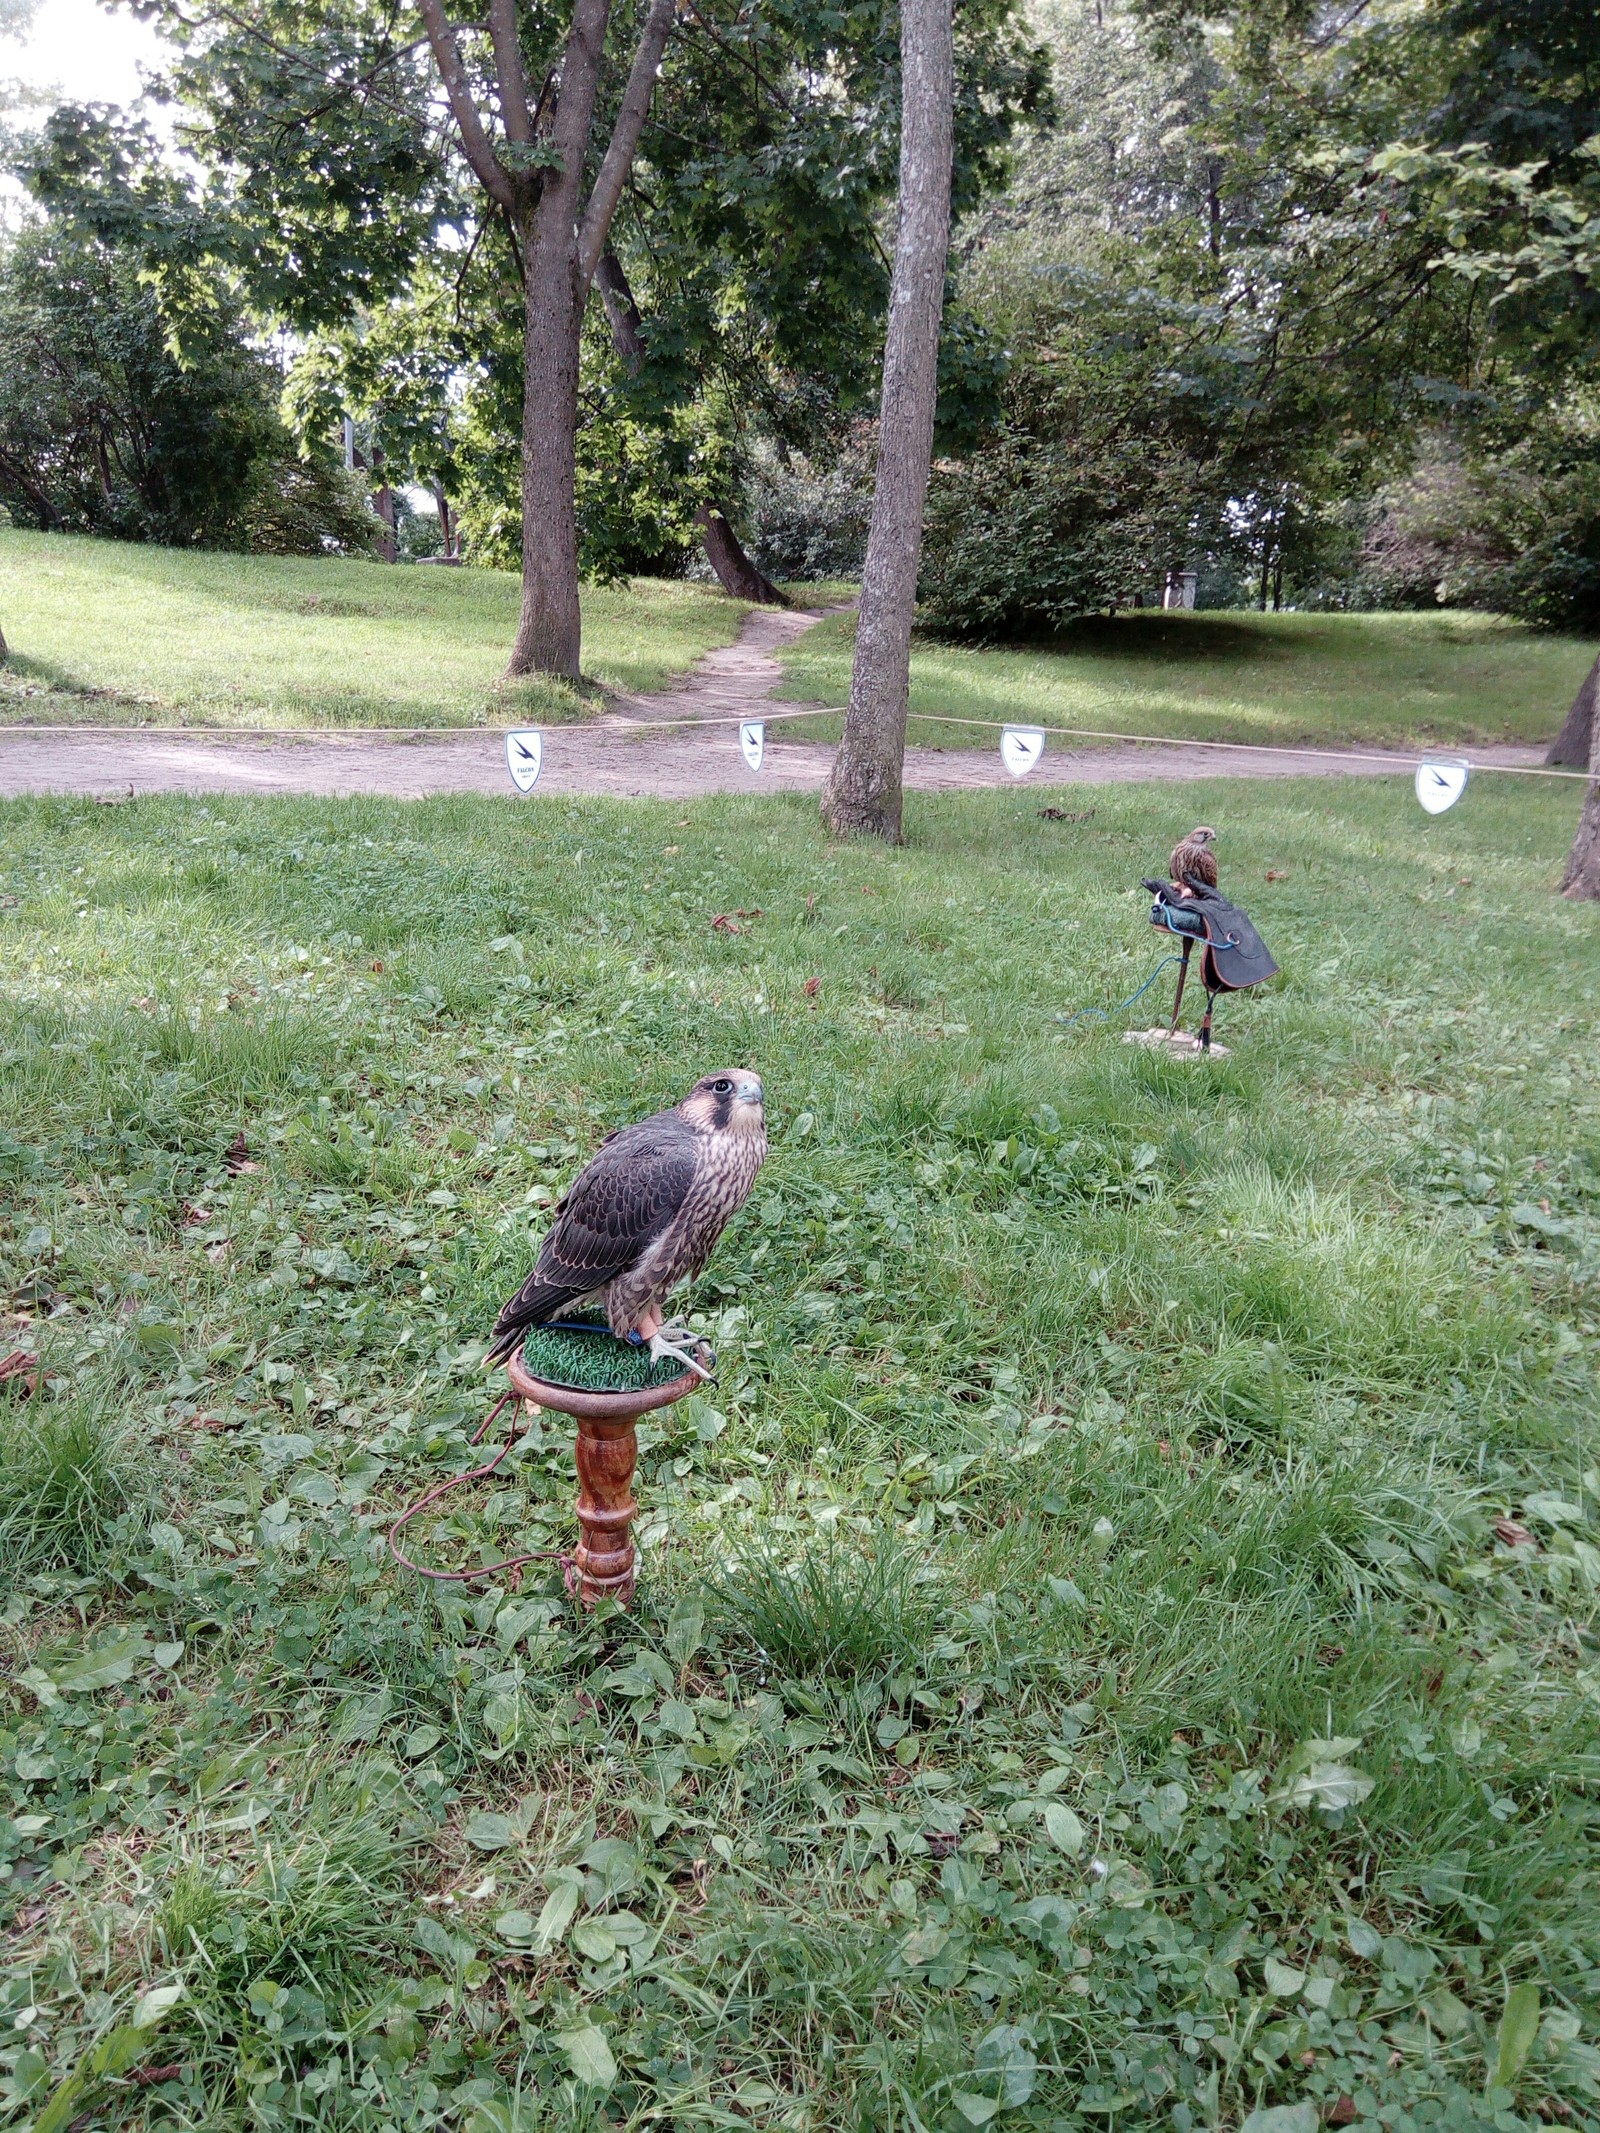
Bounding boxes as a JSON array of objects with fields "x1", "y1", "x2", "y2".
[{"x1": 0, "y1": 604, "x2": 1547, "y2": 800}]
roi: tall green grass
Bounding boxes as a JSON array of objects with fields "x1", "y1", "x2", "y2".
[
  {"x1": 774, "y1": 606, "x2": 1597, "y2": 751},
  {"x1": 0, "y1": 777, "x2": 1595, "y2": 2130},
  {"x1": 0, "y1": 528, "x2": 750, "y2": 727}
]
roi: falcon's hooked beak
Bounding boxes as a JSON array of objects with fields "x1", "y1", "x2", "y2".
[{"x1": 735, "y1": 1074, "x2": 763, "y2": 1109}]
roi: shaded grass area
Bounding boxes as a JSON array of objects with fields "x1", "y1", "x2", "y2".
[
  {"x1": 0, "y1": 780, "x2": 1597, "y2": 2131},
  {"x1": 773, "y1": 608, "x2": 1597, "y2": 754},
  {"x1": 0, "y1": 530, "x2": 750, "y2": 729}
]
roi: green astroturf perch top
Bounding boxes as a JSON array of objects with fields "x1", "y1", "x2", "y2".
[{"x1": 517, "y1": 1317, "x2": 700, "y2": 1394}]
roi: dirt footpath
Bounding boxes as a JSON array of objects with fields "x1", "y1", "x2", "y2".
[{"x1": 0, "y1": 605, "x2": 1546, "y2": 801}]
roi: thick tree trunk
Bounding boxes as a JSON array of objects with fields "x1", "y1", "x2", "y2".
[
  {"x1": 820, "y1": 0, "x2": 954, "y2": 843},
  {"x1": 1561, "y1": 669, "x2": 1600, "y2": 899},
  {"x1": 507, "y1": 213, "x2": 585, "y2": 679},
  {"x1": 1547, "y1": 650, "x2": 1597, "y2": 768},
  {"x1": 694, "y1": 505, "x2": 789, "y2": 605}
]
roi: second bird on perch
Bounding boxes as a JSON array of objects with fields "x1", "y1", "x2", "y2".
[{"x1": 487, "y1": 1072, "x2": 768, "y2": 1381}]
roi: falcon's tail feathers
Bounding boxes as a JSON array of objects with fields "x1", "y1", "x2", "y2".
[{"x1": 486, "y1": 1282, "x2": 589, "y2": 1366}]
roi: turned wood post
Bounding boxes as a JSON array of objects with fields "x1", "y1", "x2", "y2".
[
  {"x1": 573, "y1": 1414, "x2": 640, "y2": 1601},
  {"x1": 504, "y1": 1347, "x2": 708, "y2": 1608}
]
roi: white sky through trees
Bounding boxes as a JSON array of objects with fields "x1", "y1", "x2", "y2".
[{"x1": 3, "y1": 0, "x2": 167, "y2": 108}]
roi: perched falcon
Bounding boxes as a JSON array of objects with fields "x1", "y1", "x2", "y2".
[
  {"x1": 1169, "y1": 825, "x2": 1219, "y2": 894},
  {"x1": 487, "y1": 1071, "x2": 767, "y2": 1377}
]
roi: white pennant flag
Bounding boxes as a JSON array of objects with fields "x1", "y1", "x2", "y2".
[
  {"x1": 1415, "y1": 758, "x2": 1469, "y2": 815},
  {"x1": 505, "y1": 730, "x2": 543, "y2": 792},
  {"x1": 1001, "y1": 726, "x2": 1046, "y2": 779},
  {"x1": 740, "y1": 720, "x2": 765, "y2": 773}
]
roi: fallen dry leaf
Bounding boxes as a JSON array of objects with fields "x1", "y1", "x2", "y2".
[
  {"x1": 126, "y1": 2064, "x2": 185, "y2": 2088},
  {"x1": 205, "y1": 1240, "x2": 232, "y2": 1265},
  {"x1": 224, "y1": 1132, "x2": 262, "y2": 1176},
  {"x1": 1492, "y1": 1517, "x2": 1535, "y2": 1549},
  {"x1": 710, "y1": 913, "x2": 743, "y2": 934},
  {"x1": 182, "y1": 1202, "x2": 212, "y2": 1227},
  {"x1": 0, "y1": 1350, "x2": 42, "y2": 1397},
  {"x1": 1328, "y1": 2097, "x2": 1358, "y2": 2126},
  {"x1": 189, "y1": 1414, "x2": 236, "y2": 1431},
  {"x1": 803, "y1": 976, "x2": 821, "y2": 998},
  {"x1": 371, "y1": 960, "x2": 384, "y2": 972},
  {"x1": 1038, "y1": 805, "x2": 1095, "y2": 823},
  {"x1": 1266, "y1": 869, "x2": 1289, "y2": 882}
]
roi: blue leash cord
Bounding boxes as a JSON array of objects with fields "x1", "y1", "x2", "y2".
[{"x1": 1056, "y1": 952, "x2": 1186, "y2": 1030}]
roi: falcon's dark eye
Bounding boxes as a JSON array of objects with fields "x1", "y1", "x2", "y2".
[{"x1": 712, "y1": 1078, "x2": 733, "y2": 1095}]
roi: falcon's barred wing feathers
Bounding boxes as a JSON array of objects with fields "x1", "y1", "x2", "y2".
[{"x1": 486, "y1": 1115, "x2": 699, "y2": 1360}]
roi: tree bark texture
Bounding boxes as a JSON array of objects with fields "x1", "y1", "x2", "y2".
[
  {"x1": 819, "y1": 0, "x2": 954, "y2": 843},
  {"x1": 1547, "y1": 650, "x2": 1597, "y2": 768},
  {"x1": 509, "y1": 208, "x2": 587, "y2": 676},
  {"x1": 1560, "y1": 663, "x2": 1600, "y2": 900}
]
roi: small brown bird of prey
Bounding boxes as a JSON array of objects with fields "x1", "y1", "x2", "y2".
[
  {"x1": 1169, "y1": 825, "x2": 1219, "y2": 895},
  {"x1": 487, "y1": 1072, "x2": 767, "y2": 1378}
]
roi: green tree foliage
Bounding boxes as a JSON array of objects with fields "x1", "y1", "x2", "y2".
[
  {"x1": 0, "y1": 213, "x2": 373, "y2": 551},
  {"x1": 28, "y1": 2, "x2": 1043, "y2": 587}
]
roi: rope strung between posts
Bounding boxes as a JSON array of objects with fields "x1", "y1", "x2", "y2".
[
  {"x1": 602, "y1": 703, "x2": 1597, "y2": 780},
  {"x1": 387, "y1": 1390, "x2": 574, "y2": 1589}
]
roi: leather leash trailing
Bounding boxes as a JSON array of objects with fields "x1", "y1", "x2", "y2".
[{"x1": 387, "y1": 1390, "x2": 575, "y2": 1589}]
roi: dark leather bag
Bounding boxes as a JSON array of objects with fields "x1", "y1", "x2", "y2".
[{"x1": 1142, "y1": 880, "x2": 1279, "y2": 993}]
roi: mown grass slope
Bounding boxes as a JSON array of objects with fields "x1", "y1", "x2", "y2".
[
  {"x1": 774, "y1": 609, "x2": 1596, "y2": 754},
  {"x1": 0, "y1": 779, "x2": 1597, "y2": 2132},
  {"x1": 0, "y1": 530, "x2": 750, "y2": 728}
]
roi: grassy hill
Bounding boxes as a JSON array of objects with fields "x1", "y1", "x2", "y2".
[
  {"x1": 0, "y1": 531, "x2": 751, "y2": 728},
  {"x1": 775, "y1": 607, "x2": 1596, "y2": 753},
  {"x1": 2, "y1": 776, "x2": 1597, "y2": 2128}
]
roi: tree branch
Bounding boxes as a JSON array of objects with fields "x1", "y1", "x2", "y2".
[
  {"x1": 487, "y1": 0, "x2": 533, "y2": 145},
  {"x1": 577, "y1": 0, "x2": 677, "y2": 289},
  {"x1": 416, "y1": 0, "x2": 517, "y2": 211}
]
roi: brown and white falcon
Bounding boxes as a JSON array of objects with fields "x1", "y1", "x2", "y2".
[
  {"x1": 1169, "y1": 825, "x2": 1219, "y2": 895},
  {"x1": 487, "y1": 1071, "x2": 767, "y2": 1378}
]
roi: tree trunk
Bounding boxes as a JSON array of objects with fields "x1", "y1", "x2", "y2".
[
  {"x1": 694, "y1": 505, "x2": 790, "y2": 605},
  {"x1": 0, "y1": 621, "x2": 7, "y2": 663},
  {"x1": 596, "y1": 248, "x2": 646, "y2": 374},
  {"x1": 1547, "y1": 649, "x2": 1597, "y2": 768},
  {"x1": 507, "y1": 210, "x2": 585, "y2": 679},
  {"x1": 820, "y1": 0, "x2": 954, "y2": 844},
  {"x1": 1561, "y1": 667, "x2": 1600, "y2": 899}
]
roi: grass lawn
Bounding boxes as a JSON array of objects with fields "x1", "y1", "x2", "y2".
[
  {"x1": 1, "y1": 779, "x2": 1598, "y2": 2131},
  {"x1": 774, "y1": 609, "x2": 1598, "y2": 755},
  {"x1": 0, "y1": 531, "x2": 751, "y2": 728}
]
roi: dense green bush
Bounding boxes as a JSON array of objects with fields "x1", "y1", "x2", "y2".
[
  {"x1": 0, "y1": 220, "x2": 374, "y2": 555},
  {"x1": 1363, "y1": 430, "x2": 1600, "y2": 630},
  {"x1": 917, "y1": 283, "x2": 1215, "y2": 636}
]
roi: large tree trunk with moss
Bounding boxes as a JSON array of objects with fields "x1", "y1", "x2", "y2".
[
  {"x1": 1561, "y1": 673, "x2": 1600, "y2": 899},
  {"x1": 819, "y1": 0, "x2": 953, "y2": 843},
  {"x1": 1547, "y1": 651, "x2": 1597, "y2": 768}
]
